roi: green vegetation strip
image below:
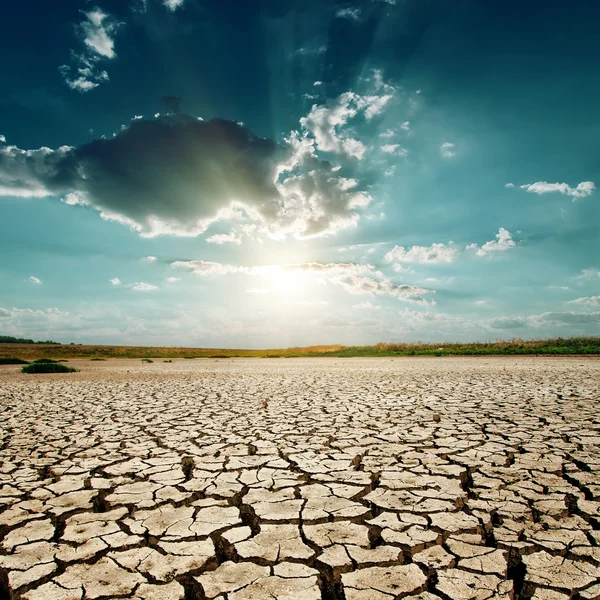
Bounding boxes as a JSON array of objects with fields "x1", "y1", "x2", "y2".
[
  {"x1": 1, "y1": 337, "x2": 598, "y2": 360},
  {"x1": 0, "y1": 358, "x2": 29, "y2": 365}
]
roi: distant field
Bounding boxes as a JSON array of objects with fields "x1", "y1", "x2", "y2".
[{"x1": 0, "y1": 337, "x2": 598, "y2": 360}]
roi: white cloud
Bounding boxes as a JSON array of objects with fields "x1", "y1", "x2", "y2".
[
  {"x1": 143, "y1": 256, "x2": 157, "y2": 262},
  {"x1": 487, "y1": 316, "x2": 528, "y2": 329},
  {"x1": 206, "y1": 232, "x2": 242, "y2": 245},
  {"x1": 467, "y1": 228, "x2": 516, "y2": 257},
  {"x1": 336, "y1": 275, "x2": 434, "y2": 305},
  {"x1": 487, "y1": 310, "x2": 600, "y2": 329},
  {"x1": 0, "y1": 143, "x2": 74, "y2": 198},
  {"x1": 385, "y1": 242, "x2": 457, "y2": 264},
  {"x1": 171, "y1": 260, "x2": 246, "y2": 276},
  {"x1": 335, "y1": 7, "x2": 361, "y2": 21},
  {"x1": 28, "y1": 276, "x2": 42, "y2": 284},
  {"x1": 0, "y1": 135, "x2": 6, "y2": 143},
  {"x1": 505, "y1": 183, "x2": 514, "y2": 188},
  {"x1": 380, "y1": 129, "x2": 395, "y2": 138},
  {"x1": 295, "y1": 45, "x2": 327, "y2": 56},
  {"x1": 109, "y1": 278, "x2": 121, "y2": 285},
  {"x1": 172, "y1": 260, "x2": 374, "y2": 278},
  {"x1": 171, "y1": 260, "x2": 433, "y2": 304},
  {"x1": 80, "y1": 9, "x2": 118, "y2": 58},
  {"x1": 440, "y1": 142, "x2": 455, "y2": 158},
  {"x1": 165, "y1": 277, "x2": 181, "y2": 283},
  {"x1": 164, "y1": 0, "x2": 185, "y2": 11},
  {"x1": 59, "y1": 9, "x2": 120, "y2": 92},
  {"x1": 62, "y1": 191, "x2": 90, "y2": 206},
  {"x1": 132, "y1": 282, "x2": 158, "y2": 291},
  {"x1": 568, "y1": 296, "x2": 600, "y2": 307},
  {"x1": 61, "y1": 75, "x2": 101, "y2": 92},
  {"x1": 299, "y1": 81, "x2": 394, "y2": 160},
  {"x1": 398, "y1": 308, "x2": 462, "y2": 324},
  {"x1": 380, "y1": 144, "x2": 408, "y2": 156},
  {"x1": 353, "y1": 301, "x2": 380, "y2": 310},
  {"x1": 577, "y1": 268, "x2": 600, "y2": 280},
  {"x1": 520, "y1": 181, "x2": 595, "y2": 200},
  {"x1": 529, "y1": 311, "x2": 600, "y2": 326},
  {"x1": 400, "y1": 121, "x2": 410, "y2": 131}
]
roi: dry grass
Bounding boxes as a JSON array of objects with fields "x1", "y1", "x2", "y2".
[{"x1": 0, "y1": 343, "x2": 344, "y2": 360}]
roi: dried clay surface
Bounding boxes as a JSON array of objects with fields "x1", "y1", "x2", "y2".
[{"x1": 0, "y1": 356, "x2": 599, "y2": 600}]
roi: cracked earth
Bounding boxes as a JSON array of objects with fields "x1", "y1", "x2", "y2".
[{"x1": 0, "y1": 356, "x2": 599, "y2": 600}]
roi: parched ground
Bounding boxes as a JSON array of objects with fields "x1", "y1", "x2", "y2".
[{"x1": 0, "y1": 357, "x2": 599, "y2": 600}]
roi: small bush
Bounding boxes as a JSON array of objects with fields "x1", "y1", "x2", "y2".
[
  {"x1": 164, "y1": 359, "x2": 172, "y2": 363},
  {"x1": 22, "y1": 363, "x2": 77, "y2": 374},
  {"x1": 142, "y1": 358, "x2": 153, "y2": 363},
  {"x1": 0, "y1": 358, "x2": 29, "y2": 365},
  {"x1": 33, "y1": 358, "x2": 59, "y2": 364},
  {"x1": 90, "y1": 358, "x2": 106, "y2": 361}
]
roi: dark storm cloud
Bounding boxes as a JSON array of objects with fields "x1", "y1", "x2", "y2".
[
  {"x1": 0, "y1": 114, "x2": 372, "y2": 238},
  {"x1": 70, "y1": 115, "x2": 286, "y2": 235}
]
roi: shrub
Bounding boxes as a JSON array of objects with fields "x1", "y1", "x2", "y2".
[
  {"x1": 142, "y1": 358, "x2": 153, "y2": 363},
  {"x1": 90, "y1": 358, "x2": 106, "y2": 361},
  {"x1": 164, "y1": 359, "x2": 172, "y2": 363},
  {"x1": 0, "y1": 358, "x2": 29, "y2": 365},
  {"x1": 22, "y1": 363, "x2": 77, "y2": 374},
  {"x1": 33, "y1": 358, "x2": 59, "y2": 364}
]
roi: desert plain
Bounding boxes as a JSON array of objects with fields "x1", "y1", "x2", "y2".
[{"x1": 0, "y1": 356, "x2": 599, "y2": 600}]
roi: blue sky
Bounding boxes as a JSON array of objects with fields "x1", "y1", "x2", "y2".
[{"x1": 1, "y1": 0, "x2": 599, "y2": 347}]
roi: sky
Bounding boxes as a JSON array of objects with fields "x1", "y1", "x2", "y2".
[{"x1": 0, "y1": 0, "x2": 599, "y2": 348}]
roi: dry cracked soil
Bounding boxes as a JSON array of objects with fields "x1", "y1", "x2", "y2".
[{"x1": 0, "y1": 356, "x2": 599, "y2": 600}]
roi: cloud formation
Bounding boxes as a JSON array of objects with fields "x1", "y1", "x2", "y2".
[
  {"x1": 467, "y1": 228, "x2": 516, "y2": 257},
  {"x1": 164, "y1": 0, "x2": 185, "y2": 11},
  {"x1": 0, "y1": 114, "x2": 377, "y2": 240},
  {"x1": 206, "y1": 233, "x2": 242, "y2": 245},
  {"x1": 28, "y1": 276, "x2": 42, "y2": 284},
  {"x1": 568, "y1": 295, "x2": 600, "y2": 307},
  {"x1": 335, "y1": 8, "x2": 362, "y2": 21},
  {"x1": 577, "y1": 268, "x2": 600, "y2": 280},
  {"x1": 385, "y1": 242, "x2": 457, "y2": 264},
  {"x1": 59, "y1": 8, "x2": 121, "y2": 92},
  {"x1": 171, "y1": 260, "x2": 434, "y2": 304},
  {"x1": 336, "y1": 275, "x2": 434, "y2": 305},
  {"x1": 300, "y1": 86, "x2": 393, "y2": 160},
  {"x1": 519, "y1": 181, "x2": 595, "y2": 200},
  {"x1": 132, "y1": 282, "x2": 158, "y2": 291},
  {"x1": 487, "y1": 311, "x2": 600, "y2": 329},
  {"x1": 440, "y1": 142, "x2": 455, "y2": 158}
]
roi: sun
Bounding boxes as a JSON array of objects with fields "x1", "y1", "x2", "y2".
[{"x1": 251, "y1": 266, "x2": 325, "y2": 300}]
